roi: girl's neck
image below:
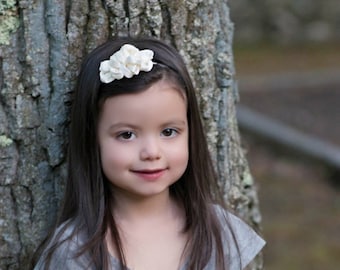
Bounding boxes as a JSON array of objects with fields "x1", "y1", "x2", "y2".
[
  {"x1": 107, "y1": 188, "x2": 188, "y2": 269},
  {"x1": 112, "y1": 189, "x2": 180, "y2": 224}
]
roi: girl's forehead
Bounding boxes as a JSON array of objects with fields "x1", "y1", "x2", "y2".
[
  {"x1": 101, "y1": 78, "x2": 187, "y2": 106},
  {"x1": 100, "y1": 80, "x2": 187, "y2": 118}
]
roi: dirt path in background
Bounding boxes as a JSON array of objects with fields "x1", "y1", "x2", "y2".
[{"x1": 242, "y1": 134, "x2": 340, "y2": 270}]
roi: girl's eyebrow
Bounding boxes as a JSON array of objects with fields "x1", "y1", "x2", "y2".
[
  {"x1": 108, "y1": 119, "x2": 187, "y2": 131},
  {"x1": 161, "y1": 119, "x2": 187, "y2": 127},
  {"x1": 108, "y1": 123, "x2": 140, "y2": 131}
]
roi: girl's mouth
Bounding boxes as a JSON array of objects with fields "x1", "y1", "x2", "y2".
[{"x1": 131, "y1": 168, "x2": 166, "y2": 181}]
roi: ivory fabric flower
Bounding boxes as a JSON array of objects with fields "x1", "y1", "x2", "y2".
[{"x1": 99, "y1": 44, "x2": 154, "y2": 83}]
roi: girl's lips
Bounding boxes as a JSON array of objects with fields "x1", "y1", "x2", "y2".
[{"x1": 131, "y1": 169, "x2": 166, "y2": 181}]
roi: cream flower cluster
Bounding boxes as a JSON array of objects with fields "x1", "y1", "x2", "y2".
[{"x1": 99, "y1": 44, "x2": 155, "y2": 83}]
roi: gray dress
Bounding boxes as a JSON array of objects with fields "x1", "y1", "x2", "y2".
[{"x1": 35, "y1": 206, "x2": 265, "y2": 270}]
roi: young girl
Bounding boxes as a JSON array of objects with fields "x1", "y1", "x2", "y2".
[{"x1": 33, "y1": 37, "x2": 265, "y2": 270}]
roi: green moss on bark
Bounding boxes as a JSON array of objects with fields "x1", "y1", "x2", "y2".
[{"x1": 0, "y1": 0, "x2": 19, "y2": 45}]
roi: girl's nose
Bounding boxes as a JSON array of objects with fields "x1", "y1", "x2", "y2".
[{"x1": 140, "y1": 137, "x2": 161, "y2": 161}]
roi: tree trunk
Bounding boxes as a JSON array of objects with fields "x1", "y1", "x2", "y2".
[{"x1": 0, "y1": 0, "x2": 263, "y2": 269}]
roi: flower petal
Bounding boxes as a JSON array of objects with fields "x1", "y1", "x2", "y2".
[{"x1": 99, "y1": 44, "x2": 155, "y2": 83}]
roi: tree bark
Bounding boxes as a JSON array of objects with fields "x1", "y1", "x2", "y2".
[{"x1": 0, "y1": 0, "x2": 263, "y2": 269}]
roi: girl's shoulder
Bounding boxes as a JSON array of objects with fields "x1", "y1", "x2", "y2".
[
  {"x1": 211, "y1": 204, "x2": 266, "y2": 270},
  {"x1": 34, "y1": 220, "x2": 92, "y2": 270}
]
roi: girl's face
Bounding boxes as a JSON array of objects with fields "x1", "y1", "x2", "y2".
[{"x1": 97, "y1": 80, "x2": 189, "y2": 200}]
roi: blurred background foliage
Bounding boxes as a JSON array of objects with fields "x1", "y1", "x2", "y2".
[{"x1": 229, "y1": 0, "x2": 340, "y2": 269}]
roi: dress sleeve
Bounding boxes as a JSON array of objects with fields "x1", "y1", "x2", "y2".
[
  {"x1": 34, "y1": 223, "x2": 93, "y2": 270},
  {"x1": 223, "y1": 210, "x2": 266, "y2": 270}
]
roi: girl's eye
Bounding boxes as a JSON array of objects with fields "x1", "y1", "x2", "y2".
[
  {"x1": 117, "y1": 131, "x2": 135, "y2": 140},
  {"x1": 161, "y1": 128, "x2": 178, "y2": 138}
]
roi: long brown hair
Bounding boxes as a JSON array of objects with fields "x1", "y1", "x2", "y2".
[{"x1": 33, "y1": 37, "x2": 239, "y2": 270}]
